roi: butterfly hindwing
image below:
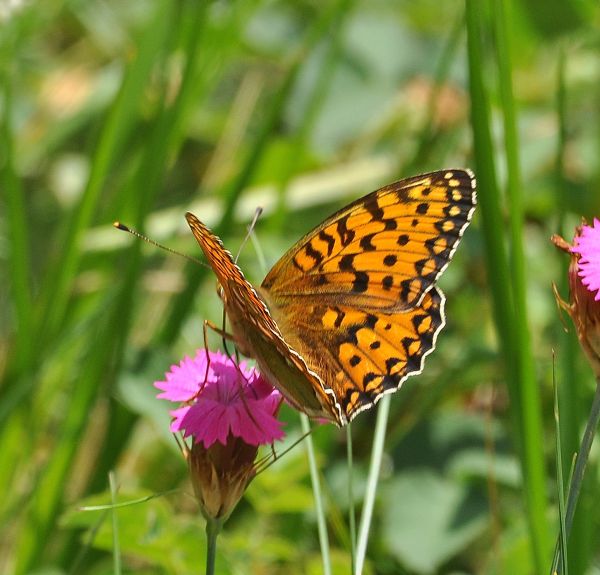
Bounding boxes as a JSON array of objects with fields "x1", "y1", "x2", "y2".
[{"x1": 264, "y1": 284, "x2": 445, "y2": 420}]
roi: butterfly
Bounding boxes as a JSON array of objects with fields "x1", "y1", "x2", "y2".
[{"x1": 186, "y1": 169, "x2": 476, "y2": 426}]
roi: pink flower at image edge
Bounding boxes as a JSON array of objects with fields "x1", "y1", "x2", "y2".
[
  {"x1": 571, "y1": 218, "x2": 600, "y2": 302},
  {"x1": 154, "y1": 349, "x2": 285, "y2": 448}
]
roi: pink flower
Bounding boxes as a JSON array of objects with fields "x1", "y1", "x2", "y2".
[
  {"x1": 553, "y1": 221, "x2": 600, "y2": 376},
  {"x1": 154, "y1": 349, "x2": 285, "y2": 521},
  {"x1": 155, "y1": 349, "x2": 285, "y2": 448},
  {"x1": 571, "y1": 218, "x2": 600, "y2": 302}
]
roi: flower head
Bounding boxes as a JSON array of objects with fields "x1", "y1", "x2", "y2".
[
  {"x1": 155, "y1": 349, "x2": 285, "y2": 520},
  {"x1": 552, "y1": 220, "x2": 600, "y2": 376},
  {"x1": 155, "y1": 349, "x2": 284, "y2": 447}
]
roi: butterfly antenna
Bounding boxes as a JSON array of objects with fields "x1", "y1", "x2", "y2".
[
  {"x1": 113, "y1": 221, "x2": 209, "y2": 269},
  {"x1": 234, "y1": 207, "x2": 263, "y2": 264}
]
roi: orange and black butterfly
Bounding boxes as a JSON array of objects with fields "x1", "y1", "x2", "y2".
[{"x1": 186, "y1": 169, "x2": 476, "y2": 426}]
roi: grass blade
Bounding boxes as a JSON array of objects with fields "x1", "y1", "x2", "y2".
[
  {"x1": 492, "y1": 0, "x2": 550, "y2": 567},
  {"x1": 466, "y1": 0, "x2": 549, "y2": 569}
]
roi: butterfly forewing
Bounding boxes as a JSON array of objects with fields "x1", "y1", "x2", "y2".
[{"x1": 262, "y1": 170, "x2": 476, "y2": 309}]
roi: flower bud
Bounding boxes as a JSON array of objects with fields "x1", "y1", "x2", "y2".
[{"x1": 552, "y1": 220, "x2": 600, "y2": 376}]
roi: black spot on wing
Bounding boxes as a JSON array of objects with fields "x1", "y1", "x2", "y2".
[
  {"x1": 364, "y1": 196, "x2": 384, "y2": 221},
  {"x1": 305, "y1": 241, "x2": 324, "y2": 266},
  {"x1": 385, "y1": 357, "x2": 401, "y2": 373},
  {"x1": 363, "y1": 372, "x2": 378, "y2": 387},
  {"x1": 319, "y1": 229, "x2": 336, "y2": 256},
  {"x1": 337, "y1": 217, "x2": 355, "y2": 246},
  {"x1": 339, "y1": 254, "x2": 355, "y2": 271},
  {"x1": 334, "y1": 308, "x2": 346, "y2": 328},
  {"x1": 360, "y1": 233, "x2": 377, "y2": 251},
  {"x1": 352, "y1": 272, "x2": 369, "y2": 293}
]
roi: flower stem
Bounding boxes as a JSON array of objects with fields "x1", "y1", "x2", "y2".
[
  {"x1": 355, "y1": 394, "x2": 390, "y2": 574},
  {"x1": 553, "y1": 377, "x2": 600, "y2": 573},
  {"x1": 300, "y1": 414, "x2": 332, "y2": 575},
  {"x1": 346, "y1": 424, "x2": 356, "y2": 572},
  {"x1": 205, "y1": 518, "x2": 221, "y2": 575}
]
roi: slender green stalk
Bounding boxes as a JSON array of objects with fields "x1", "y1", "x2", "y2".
[
  {"x1": 492, "y1": 0, "x2": 549, "y2": 567},
  {"x1": 0, "y1": 63, "x2": 34, "y2": 519},
  {"x1": 465, "y1": 0, "x2": 517, "y2": 393},
  {"x1": 355, "y1": 395, "x2": 390, "y2": 575},
  {"x1": 205, "y1": 518, "x2": 222, "y2": 575},
  {"x1": 300, "y1": 415, "x2": 332, "y2": 575},
  {"x1": 553, "y1": 378, "x2": 600, "y2": 574},
  {"x1": 553, "y1": 362, "x2": 568, "y2": 575},
  {"x1": 109, "y1": 472, "x2": 122, "y2": 575},
  {"x1": 1, "y1": 73, "x2": 33, "y2": 375},
  {"x1": 346, "y1": 424, "x2": 356, "y2": 572},
  {"x1": 553, "y1": 42, "x2": 578, "y2": 484}
]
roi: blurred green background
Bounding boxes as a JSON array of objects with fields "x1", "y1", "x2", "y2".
[{"x1": 2, "y1": 0, "x2": 600, "y2": 573}]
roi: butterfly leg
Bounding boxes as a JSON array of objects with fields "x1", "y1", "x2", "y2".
[
  {"x1": 203, "y1": 319, "x2": 236, "y2": 342},
  {"x1": 203, "y1": 318, "x2": 244, "y2": 369},
  {"x1": 190, "y1": 320, "x2": 239, "y2": 401}
]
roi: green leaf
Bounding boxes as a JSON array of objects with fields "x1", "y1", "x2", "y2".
[{"x1": 381, "y1": 470, "x2": 487, "y2": 573}]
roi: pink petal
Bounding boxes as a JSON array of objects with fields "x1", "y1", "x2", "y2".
[
  {"x1": 169, "y1": 406, "x2": 191, "y2": 433},
  {"x1": 157, "y1": 349, "x2": 285, "y2": 447},
  {"x1": 572, "y1": 219, "x2": 600, "y2": 301},
  {"x1": 231, "y1": 398, "x2": 285, "y2": 445},
  {"x1": 154, "y1": 351, "x2": 215, "y2": 401}
]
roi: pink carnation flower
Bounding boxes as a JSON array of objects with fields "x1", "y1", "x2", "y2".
[
  {"x1": 553, "y1": 220, "x2": 600, "y2": 377},
  {"x1": 571, "y1": 218, "x2": 600, "y2": 302},
  {"x1": 154, "y1": 349, "x2": 285, "y2": 448}
]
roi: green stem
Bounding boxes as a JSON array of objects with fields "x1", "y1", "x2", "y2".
[
  {"x1": 205, "y1": 518, "x2": 221, "y2": 575},
  {"x1": 355, "y1": 395, "x2": 390, "y2": 574},
  {"x1": 554, "y1": 377, "x2": 600, "y2": 574},
  {"x1": 552, "y1": 364, "x2": 569, "y2": 575},
  {"x1": 565, "y1": 379, "x2": 600, "y2": 531},
  {"x1": 301, "y1": 415, "x2": 332, "y2": 575},
  {"x1": 346, "y1": 424, "x2": 356, "y2": 572},
  {"x1": 109, "y1": 472, "x2": 122, "y2": 575}
]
